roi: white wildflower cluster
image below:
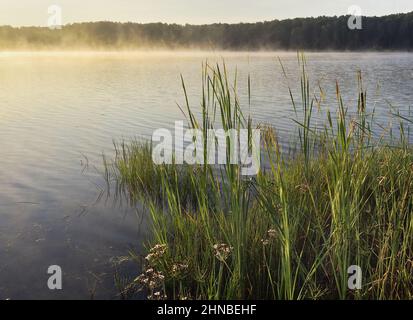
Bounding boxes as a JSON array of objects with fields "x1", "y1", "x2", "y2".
[
  {"x1": 261, "y1": 228, "x2": 277, "y2": 246},
  {"x1": 213, "y1": 243, "x2": 233, "y2": 262}
]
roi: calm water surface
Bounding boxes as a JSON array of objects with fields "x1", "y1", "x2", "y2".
[{"x1": 0, "y1": 51, "x2": 412, "y2": 299}]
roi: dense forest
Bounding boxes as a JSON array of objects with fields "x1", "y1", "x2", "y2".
[{"x1": 1, "y1": 12, "x2": 413, "y2": 50}]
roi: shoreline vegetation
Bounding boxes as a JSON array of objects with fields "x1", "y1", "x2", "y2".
[
  {"x1": 105, "y1": 55, "x2": 413, "y2": 300},
  {"x1": 2, "y1": 12, "x2": 413, "y2": 51}
]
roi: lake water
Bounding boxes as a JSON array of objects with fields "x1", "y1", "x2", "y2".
[{"x1": 0, "y1": 51, "x2": 412, "y2": 299}]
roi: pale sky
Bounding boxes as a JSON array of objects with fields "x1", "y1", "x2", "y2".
[{"x1": 1, "y1": 0, "x2": 413, "y2": 26}]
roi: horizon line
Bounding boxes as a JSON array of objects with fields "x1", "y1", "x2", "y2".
[{"x1": 2, "y1": 10, "x2": 412, "y2": 29}]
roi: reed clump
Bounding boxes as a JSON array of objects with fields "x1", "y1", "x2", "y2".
[{"x1": 105, "y1": 56, "x2": 413, "y2": 300}]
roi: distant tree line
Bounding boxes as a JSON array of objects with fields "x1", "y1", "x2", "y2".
[{"x1": 1, "y1": 12, "x2": 413, "y2": 50}]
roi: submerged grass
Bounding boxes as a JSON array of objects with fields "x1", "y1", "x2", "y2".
[{"x1": 105, "y1": 55, "x2": 413, "y2": 300}]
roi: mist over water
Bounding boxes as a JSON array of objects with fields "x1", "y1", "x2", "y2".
[{"x1": 0, "y1": 51, "x2": 412, "y2": 299}]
